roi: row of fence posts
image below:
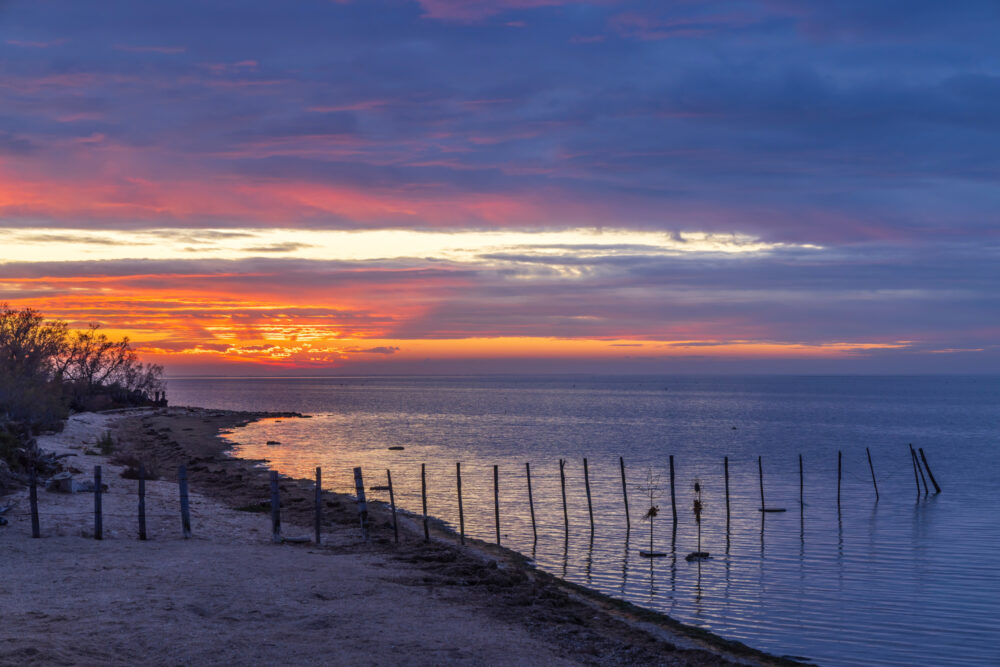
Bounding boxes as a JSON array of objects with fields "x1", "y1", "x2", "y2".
[
  {"x1": 344, "y1": 444, "x2": 941, "y2": 549},
  {"x1": 22, "y1": 445, "x2": 941, "y2": 546}
]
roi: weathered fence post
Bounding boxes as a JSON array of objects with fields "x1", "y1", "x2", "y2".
[
  {"x1": 178, "y1": 464, "x2": 192, "y2": 539},
  {"x1": 270, "y1": 470, "x2": 281, "y2": 544},
  {"x1": 757, "y1": 456, "x2": 765, "y2": 511},
  {"x1": 866, "y1": 447, "x2": 879, "y2": 501},
  {"x1": 669, "y1": 455, "x2": 677, "y2": 525},
  {"x1": 909, "y1": 445, "x2": 921, "y2": 496},
  {"x1": 421, "y1": 463, "x2": 429, "y2": 542},
  {"x1": 583, "y1": 458, "x2": 594, "y2": 534},
  {"x1": 724, "y1": 456, "x2": 730, "y2": 527},
  {"x1": 138, "y1": 464, "x2": 147, "y2": 541},
  {"x1": 493, "y1": 464, "x2": 501, "y2": 545},
  {"x1": 525, "y1": 462, "x2": 536, "y2": 541},
  {"x1": 29, "y1": 469, "x2": 39, "y2": 538},
  {"x1": 456, "y1": 462, "x2": 466, "y2": 545},
  {"x1": 919, "y1": 448, "x2": 941, "y2": 493},
  {"x1": 559, "y1": 459, "x2": 569, "y2": 536},
  {"x1": 911, "y1": 444, "x2": 928, "y2": 495},
  {"x1": 619, "y1": 457, "x2": 630, "y2": 530},
  {"x1": 799, "y1": 454, "x2": 804, "y2": 515},
  {"x1": 94, "y1": 465, "x2": 103, "y2": 540},
  {"x1": 837, "y1": 451, "x2": 842, "y2": 510},
  {"x1": 386, "y1": 469, "x2": 399, "y2": 544},
  {"x1": 314, "y1": 467, "x2": 322, "y2": 545},
  {"x1": 353, "y1": 467, "x2": 369, "y2": 540}
]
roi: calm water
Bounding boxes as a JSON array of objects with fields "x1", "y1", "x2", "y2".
[{"x1": 168, "y1": 375, "x2": 1000, "y2": 665}]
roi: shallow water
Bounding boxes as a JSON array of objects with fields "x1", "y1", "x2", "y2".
[{"x1": 168, "y1": 375, "x2": 1000, "y2": 666}]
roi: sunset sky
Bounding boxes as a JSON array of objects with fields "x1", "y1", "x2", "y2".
[{"x1": 1, "y1": 0, "x2": 997, "y2": 374}]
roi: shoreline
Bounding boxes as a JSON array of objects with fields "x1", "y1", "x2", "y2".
[{"x1": 3, "y1": 407, "x2": 798, "y2": 666}]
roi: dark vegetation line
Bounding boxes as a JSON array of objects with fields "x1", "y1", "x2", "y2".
[{"x1": 0, "y1": 303, "x2": 165, "y2": 494}]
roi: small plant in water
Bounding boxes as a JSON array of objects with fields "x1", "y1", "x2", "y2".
[
  {"x1": 637, "y1": 468, "x2": 666, "y2": 557},
  {"x1": 686, "y1": 479, "x2": 710, "y2": 562}
]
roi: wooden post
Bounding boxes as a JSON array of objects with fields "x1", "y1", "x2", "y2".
[
  {"x1": 799, "y1": 454, "x2": 804, "y2": 515},
  {"x1": 94, "y1": 465, "x2": 103, "y2": 541},
  {"x1": 178, "y1": 464, "x2": 192, "y2": 539},
  {"x1": 757, "y1": 456, "x2": 765, "y2": 511},
  {"x1": 559, "y1": 459, "x2": 569, "y2": 536},
  {"x1": 421, "y1": 463, "x2": 429, "y2": 542},
  {"x1": 525, "y1": 462, "x2": 536, "y2": 542},
  {"x1": 669, "y1": 455, "x2": 677, "y2": 525},
  {"x1": 619, "y1": 457, "x2": 630, "y2": 530},
  {"x1": 29, "y1": 469, "x2": 40, "y2": 538},
  {"x1": 386, "y1": 469, "x2": 399, "y2": 544},
  {"x1": 866, "y1": 447, "x2": 879, "y2": 501},
  {"x1": 270, "y1": 470, "x2": 281, "y2": 544},
  {"x1": 583, "y1": 458, "x2": 594, "y2": 534},
  {"x1": 353, "y1": 467, "x2": 369, "y2": 540},
  {"x1": 918, "y1": 448, "x2": 941, "y2": 493},
  {"x1": 456, "y1": 462, "x2": 465, "y2": 545},
  {"x1": 314, "y1": 467, "x2": 322, "y2": 545},
  {"x1": 493, "y1": 464, "x2": 501, "y2": 545},
  {"x1": 911, "y1": 444, "x2": 929, "y2": 495},
  {"x1": 724, "y1": 456, "x2": 730, "y2": 526},
  {"x1": 908, "y1": 445, "x2": 921, "y2": 496},
  {"x1": 837, "y1": 451, "x2": 842, "y2": 509},
  {"x1": 138, "y1": 464, "x2": 147, "y2": 541}
]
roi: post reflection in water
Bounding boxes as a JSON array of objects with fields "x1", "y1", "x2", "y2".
[
  {"x1": 585, "y1": 534, "x2": 594, "y2": 585},
  {"x1": 561, "y1": 536, "x2": 569, "y2": 579},
  {"x1": 621, "y1": 528, "x2": 630, "y2": 595}
]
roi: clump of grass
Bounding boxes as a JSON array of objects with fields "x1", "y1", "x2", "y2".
[
  {"x1": 235, "y1": 500, "x2": 271, "y2": 513},
  {"x1": 111, "y1": 451, "x2": 160, "y2": 480},
  {"x1": 97, "y1": 430, "x2": 115, "y2": 455}
]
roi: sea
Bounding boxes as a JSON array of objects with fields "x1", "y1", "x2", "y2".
[{"x1": 167, "y1": 375, "x2": 1000, "y2": 666}]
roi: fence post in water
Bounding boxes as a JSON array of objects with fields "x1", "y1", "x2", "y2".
[
  {"x1": 724, "y1": 456, "x2": 730, "y2": 527},
  {"x1": 138, "y1": 464, "x2": 147, "y2": 541},
  {"x1": 918, "y1": 448, "x2": 941, "y2": 493},
  {"x1": 493, "y1": 464, "x2": 501, "y2": 545},
  {"x1": 908, "y1": 446, "x2": 921, "y2": 496},
  {"x1": 456, "y1": 462, "x2": 466, "y2": 545},
  {"x1": 270, "y1": 470, "x2": 281, "y2": 544},
  {"x1": 525, "y1": 462, "x2": 536, "y2": 542},
  {"x1": 353, "y1": 467, "x2": 369, "y2": 540},
  {"x1": 837, "y1": 451, "x2": 842, "y2": 510},
  {"x1": 866, "y1": 448, "x2": 879, "y2": 501},
  {"x1": 757, "y1": 456, "x2": 765, "y2": 511},
  {"x1": 314, "y1": 467, "x2": 322, "y2": 545},
  {"x1": 799, "y1": 454, "x2": 804, "y2": 515},
  {"x1": 94, "y1": 465, "x2": 103, "y2": 540},
  {"x1": 421, "y1": 463, "x2": 429, "y2": 542},
  {"x1": 911, "y1": 444, "x2": 928, "y2": 495},
  {"x1": 386, "y1": 469, "x2": 399, "y2": 544},
  {"x1": 29, "y1": 469, "x2": 40, "y2": 538},
  {"x1": 669, "y1": 455, "x2": 677, "y2": 525},
  {"x1": 619, "y1": 457, "x2": 630, "y2": 530},
  {"x1": 583, "y1": 458, "x2": 594, "y2": 534},
  {"x1": 559, "y1": 459, "x2": 569, "y2": 536}
]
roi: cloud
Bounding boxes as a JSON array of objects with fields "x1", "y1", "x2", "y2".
[
  {"x1": 415, "y1": 0, "x2": 585, "y2": 22},
  {"x1": 113, "y1": 44, "x2": 186, "y2": 54}
]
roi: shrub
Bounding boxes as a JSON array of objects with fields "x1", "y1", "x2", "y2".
[{"x1": 97, "y1": 431, "x2": 115, "y2": 455}]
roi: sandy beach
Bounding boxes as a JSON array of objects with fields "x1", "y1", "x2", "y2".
[{"x1": 1, "y1": 409, "x2": 790, "y2": 666}]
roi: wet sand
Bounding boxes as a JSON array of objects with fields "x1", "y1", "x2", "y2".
[{"x1": 1, "y1": 408, "x2": 797, "y2": 666}]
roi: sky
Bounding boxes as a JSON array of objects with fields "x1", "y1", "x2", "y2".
[{"x1": 1, "y1": 0, "x2": 998, "y2": 375}]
